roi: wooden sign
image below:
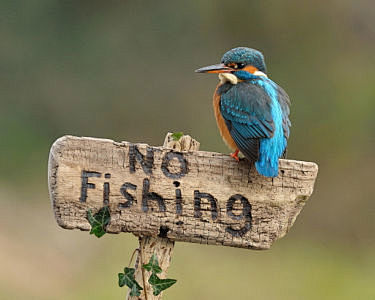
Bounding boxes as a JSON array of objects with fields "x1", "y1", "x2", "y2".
[{"x1": 48, "y1": 135, "x2": 318, "y2": 250}]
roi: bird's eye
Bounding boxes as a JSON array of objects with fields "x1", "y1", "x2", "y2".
[{"x1": 227, "y1": 63, "x2": 245, "y2": 69}]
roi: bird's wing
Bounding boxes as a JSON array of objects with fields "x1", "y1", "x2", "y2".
[{"x1": 219, "y1": 82, "x2": 275, "y2": 161}]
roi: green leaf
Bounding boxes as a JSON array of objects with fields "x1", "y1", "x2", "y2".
[
  {"x1": 148, "y1": 273, "x2": 177, "y2": 296},
  {"x1": 118, "y1": 267, "x2": 143, "y2": 297},
  {"x1": 171, "y1": 132, "x2": 184, "y2": 141},
  {"x1": 130, "y1": 284, "x2": 141, "y2": 297},
  {"x1": 86, "y1": 206, "x2": 111, "y2": 238},
  {"x1": 142, "y1": 253, "x2": 162, "y2": 274}
]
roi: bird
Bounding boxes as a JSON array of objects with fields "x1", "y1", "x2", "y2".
[{"x1": 195, "y1": 47, "x2": 291, "y2": 177}]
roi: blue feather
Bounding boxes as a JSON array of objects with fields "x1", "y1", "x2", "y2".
[
  {"x1": 254, "y1": 79, "x2": 287, "y2": 177},
  {"x1": 233, "y1": 70, "x2": 258, "y2": 81}
]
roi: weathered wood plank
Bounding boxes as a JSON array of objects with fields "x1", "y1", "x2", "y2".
[{"x1": 48, "y1": 135, "x2": 318, "y2": 250}]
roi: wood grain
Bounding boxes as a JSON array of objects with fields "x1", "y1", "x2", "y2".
[{"x1": 48, "y1": 135, "x2": 318, "y2": 250}]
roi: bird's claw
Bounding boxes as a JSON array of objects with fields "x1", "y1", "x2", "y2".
[{"x1": 230, "y1": 149, "x2": 240, "y2": 162}]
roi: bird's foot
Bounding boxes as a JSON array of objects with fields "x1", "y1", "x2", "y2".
[{"x1": 230, "y1": 149, "x2": 240, "y2": 162}]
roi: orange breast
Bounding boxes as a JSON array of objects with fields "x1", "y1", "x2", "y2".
[{"x1": 213, "y1": 85, "x2": 237, "y2": 151}]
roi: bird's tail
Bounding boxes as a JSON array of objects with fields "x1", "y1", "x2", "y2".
[{"x1": 255, "y1": 160, "x2": 279, "y2": 177}]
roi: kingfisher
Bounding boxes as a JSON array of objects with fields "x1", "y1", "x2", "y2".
[{"x1": 195, "y1": 47, "x2": 291, "y2": 177}]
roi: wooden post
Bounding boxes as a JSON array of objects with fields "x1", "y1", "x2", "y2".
[
  {"x1": 48, "y1": 132, "x2": 318, "y2": 298},
  {"x1": 128, "y1": 133, "x2": 200, "y2": 300}
]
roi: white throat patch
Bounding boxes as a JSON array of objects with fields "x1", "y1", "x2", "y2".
[
  {"x1": 219, "y1": 73, "x2": 238, "y2": 85},
  {"x1": 254, "y1": 70, "x2": 268, "y2": 78}
]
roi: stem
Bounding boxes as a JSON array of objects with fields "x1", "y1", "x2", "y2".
[
  {"x1": 128, "y1": 248, "x2": 139, "y2": 268},
  {"x1": 139, "y1": 238, "x2": 149, "y2": 300}
]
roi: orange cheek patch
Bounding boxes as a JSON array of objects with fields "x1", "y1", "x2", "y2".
[{"x1": 243, "y1": 65, "x2": 259, "y2": 74}]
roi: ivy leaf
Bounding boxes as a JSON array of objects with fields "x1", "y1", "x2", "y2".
[
  {"x1": 118, "y1": 267, "x2": 143, "y2": 297},
  {"x1": 86, "y1": 206, "x2": 110, "y2": 238},
  {"x1": 130, "y1": 284, "x2": 141, "y2": 297},
  {"x1": 148, "y1": 273, "x2": 177, "y2": 296},
  {"x1": 142, "y1": 253, "x2": 162, "y2": 274},
  {"x1": 171, "y1": 132, "x2": 184, "y2": 141}
]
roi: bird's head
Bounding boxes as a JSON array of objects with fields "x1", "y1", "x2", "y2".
[{"x1": 195, "y1": 47, "x2": 267, "y2": 84}]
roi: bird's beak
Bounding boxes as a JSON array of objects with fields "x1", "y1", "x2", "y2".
[{"x1": 195, "y1": 63, "x2": 234, "y2": 74}]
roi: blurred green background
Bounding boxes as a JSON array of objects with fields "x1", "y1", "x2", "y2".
[{"x1": 1, "y1": 0, "x2": 375, "y2": 299}]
